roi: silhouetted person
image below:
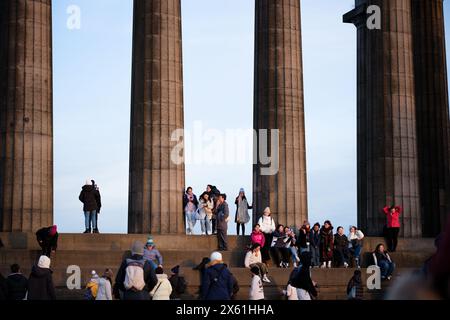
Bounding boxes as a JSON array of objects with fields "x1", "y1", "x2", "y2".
[{"x1": 36, "y1": 225, "x2": 58, "y2": 257}]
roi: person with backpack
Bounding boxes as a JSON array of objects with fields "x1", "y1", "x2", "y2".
[
  {"x1": 96, "y1": 269, "x2": 113, "y2": 300},
  {"x1": 36, "y1": 225, "x2": 58, "y2": 258},
  {"x1": 249, "y1": 266, "x2": 264, "y2": 300},
  {"x1": 6, "y1": 264, "x2": 28, "y2": 300},
  {"x1": 79, "y1": 179, "x2": 102, "y2": 233},
  {"x1": 168, "y1": 265, "x2": 187, "y2": 300},
  {"x1": 347, "y1": 270, "x2": 363, "y2": 300},
  {"x1": 27, "y1": 255, "x2": 56, "y2": 300},
  {"x1": 257, "y1": 207, "x2": 276, "y2": 264},
  {"x1": 85, "y1": 270, "x2": 100, "y2": 300},
  {"x1": 201, "y1": 252, "x2": 234, "y2": 300},
  {"x1": 150, "y1": 267, "x2": 172, "y2": 300},
  {"x1": 114, "y1": 241, "x2": 158, "y2": 300}
]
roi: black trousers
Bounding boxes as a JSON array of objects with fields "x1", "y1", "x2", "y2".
[
  {"x1": 217, "y1": 229, "x2": 228, "y2": 250},
  {"x1": 212, "y1": 218, "x2": 217, "y2": 233},
  {"x1": 386, "y1": 227, "x2": 400, "y2": 252},
  {"x1": 262, "y1": 233, "x2": 272, "y2": 262},
  {"x1": 40, "y1": 244, "x2": 52, "y2": 258},
  {"x1": 236, "y1": 223, "x2": 245, "y2": 236},
  {"x1": 270, "y1": 247, "x2": 290, "y2": 265}
]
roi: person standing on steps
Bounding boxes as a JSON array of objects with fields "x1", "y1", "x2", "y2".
[
  {"x1": 383, "y1": 205, "x2": 402, "y2": 252},
  {"x1": 200, "y1": 252, "x2": 234, "y2": 300},
  {"x1": 334, "y1": 226, "x2": 350, "y2": 268},
  {"x1": 320, "y1": 220, "x2": 334, "y2": 268},
  {"x1": 216, "y1": 194, "x2": 230, "y2": 251},
  {"x1": 206, "y1": 185, "x2": 221, "y2": 234},
  {"x1": 79, "y1": 179, "x2": 101, "y2": 233},
  {"x1": 257, "y1": 207, "x2": 276, "y2": 265},
  {"x1": 198, "y1": 192, "x2": 214, "y2": 235},
  {"x1": 310, "y1": 223, "x2": 321, "y2": 267},
  {"x1": 234, "y1": 188, "x2": 252, "y2": 236},
  {"x1": 183, "y1": 187, "x2": 198, "y2": 235},
  {"x1": 91, "y1": 180, "x2": 102, "y2": 230},
  {"x1": 36, "y1": 225, "x2": 58, "y2": 258}
]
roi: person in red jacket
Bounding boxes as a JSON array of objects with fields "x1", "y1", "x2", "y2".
[{"x1": 383, "y1": 205, "x2": 402, "y2": 252}]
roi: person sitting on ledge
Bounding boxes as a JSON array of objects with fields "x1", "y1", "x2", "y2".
[
  {"x1": 244, "y1": 243, "x2": 270, "y2": 283},
  {"x1": 143, "y1": 237, "x2": 163, "y2": 270},
  {"x1": 36, "y1": 225, "x2": 58, "y2": 258},
  {"x1": 372, "y1": 244, "x2": 395, "y2": 280},
  {"x1": 348, "y1": 226, "x2": 364, "y2": 268}
]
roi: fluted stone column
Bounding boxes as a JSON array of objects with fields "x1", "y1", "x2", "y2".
[
  {"x1": 128, "y1": 0, "x2": 185, "y2": 234},
  {"x1": 253, "y1": 0, "x2": 308, "y2": 228},
  {"x1": 344, "y1": 0, "x2": 422, "y2": 237},
  {"x1": 412, "y1": 0, "x2": 450, "y2": 236},
  {"x1": 0, "y1": 0, "x2": 53, "y2": 232}
]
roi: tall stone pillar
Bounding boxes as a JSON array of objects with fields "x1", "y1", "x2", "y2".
[
  {"x1": 253, "y1": 0, "x2": 308, "y2": 228},
  {"x1": 128, "y1": 0, "x2": 185, "y2": 234},
  {"x1": 412, "y1": 0, "x2": 450, "y2": 237},
  {"x1": 0, "y1": 0, "x2": 53, "y2": 232},
  {"x1": 344, "y1": 0, "x2": 422, "y2": 237}
]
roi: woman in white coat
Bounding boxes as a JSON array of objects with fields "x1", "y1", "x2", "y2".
[
  {"x1": 257, "y1": 207, "x2": 276, "y2": 264},
  {"x1": 96, "y1": 269, "x2": 113, "y2": 300},
  {"x1": 150, "y1": 267, "x2": 173, "y2": 300}
]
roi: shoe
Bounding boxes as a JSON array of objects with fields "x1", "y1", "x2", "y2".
[
  {"x1": 93, "y1": 228, "x2": 99, "y2": 234},
  {"x1": 263, "y1": 275, "x2": 271, "y2": 283},
  {"x1": 279, "y1": 262, "x2": 283, "y2": 268},
  {"x1": 327, "y1": 261, "x2": 332, "y2": 268},
  {"x1": 83, "y1": 229, "x2": 91, "y2": 234},
  {"x1": 201, "y1": 232, "x2": 206, "y2": 235},
  {"x1": 387, "y1": 276, "x2": 392, "y2": 281},
  {"x1": 320, "y1": 262, "x2": 326, "y2": 269},
  {"x1": 293, "y1": 262, "x2": 298, "y2": 268},
  {"x1": 344, "y1": 262, "x2": 349, "y2": 268},
  {"x1": 285, "y1": 263, "x2": 289, "y2": 268}
]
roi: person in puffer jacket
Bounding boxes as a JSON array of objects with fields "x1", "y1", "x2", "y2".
[
  {"x1": 150, "y1": 267, "x2": 173, "y2": 300},
  {"x1": 201, "y1": 252, "x2": 234, "y2": 300},
  {"x1": 257, "y1": 207, "x2": 276, "y2": 264},
  {"x1": 27, "y1": 255, "x2": 56, "y2": 300}
]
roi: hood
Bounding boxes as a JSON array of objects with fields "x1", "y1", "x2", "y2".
[
  {"x1": 156, "y1": 274, "x2": 168, "y2": 280},
  {"x1": 82, "y1": 184, "x2": 94, "y2": 192},
  {"x1": 37, "y1": 255, "x2": 51, "y2": 269},
  {"x1": 31, "y1": 265, "x2": 52, "y2": 278}
]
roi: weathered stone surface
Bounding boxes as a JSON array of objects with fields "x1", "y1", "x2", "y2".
[
  {"x1": 128, "y1": 0, "x2": 185, "y2": 234},
  {"x1": 0, "y1": 0, "x2": 53, "y2": 232},
  {"x1": 412, "y1": 0, "x2": 450, "y2": 237},
  {"x1": 253, "y1": 0, "x2": 308, "y2": 228},
  {"x1": 344, "y1": 0, "x2": 422, "y2": 237}
]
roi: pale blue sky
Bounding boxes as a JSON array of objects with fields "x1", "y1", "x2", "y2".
[{"x1": 52, "y1": 0, "x2": 450, "y2": 234}]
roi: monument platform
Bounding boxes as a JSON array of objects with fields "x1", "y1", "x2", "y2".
[{"x1": 0, "y1": 233, "x2": 436, "y2": 300}]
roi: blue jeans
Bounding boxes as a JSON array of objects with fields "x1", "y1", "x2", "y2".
[
  {"x1": 378, "y1": 260, "x2": 395, "y2": 278},
  {"x1": 290, "y1": 247, "x2": 299, "y2": 263},
  {"x1": 186, "y1": 211, "x2": 197, "y2": 234},
  {"x1": 200, "y1": 217, "x2": 212, "y2": 234},
  {"x1": 311, "y1": 246, "x2": 320, "y2": 267},
  {"x1": 84, "y1": 210, "x2": 97, "y2": 229}
]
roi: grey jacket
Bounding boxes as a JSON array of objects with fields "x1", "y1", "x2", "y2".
[{"x1": 216, "y1": 201, "x2": 230, "y2": 231}]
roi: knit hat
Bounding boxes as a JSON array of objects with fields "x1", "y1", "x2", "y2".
[
  {"x1": 85, "y1": 179, "x2": 92, "y2": 186},
  {"x1": 37, "y1": 255, "x2": 51, "y2": 269},
  {"x1": 239, "y1": 188, "x2": 245, "y2": 193},
  {"x1": 210, "y1": 251, "x2": 223, "y2": 263},
  {"x1": 146, "y1": 237, "x2": 155, "y2": 247},
  {"x1": 131, "y1": 241, "x2": 145, "y2": 256},
  {"x1": 49, "y1": 225, "x2": 57, "y2": 236},
  {"x1": 263, "y1": 207, "x2": 271, "y2": 215},
  {"x1": 171, "y1": 265, "x2": 180, "y2": 274},
  {"x1": 91, "y1": 270, "x2": 99, "y2": 280}
]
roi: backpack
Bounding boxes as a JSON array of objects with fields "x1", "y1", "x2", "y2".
[{"x1": 124, "y1": 259, "x2": 146, "y2": 291}]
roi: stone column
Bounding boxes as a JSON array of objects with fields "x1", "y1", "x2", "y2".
[
  {"x1": 0, "y1": 0, "x2": 53, "y2": 232},
  {"x1": 128, "y1": 0, "x2": 185, "y2": 234},
  {"x1": 253, "y1": 0, "x2": 308, "y2": 228},
  {"x1": 412, "y1": 0, "x2": 450, "y2": 237},
  {"x1": 344, "y1": 0, "x2": 422, "y2": 237}
]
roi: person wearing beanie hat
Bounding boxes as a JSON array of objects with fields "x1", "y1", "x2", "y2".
[
  {"x1": 79, "y1": 178, "x2": 102, "y2": 234},
  {"x1": 143, "y1": 237, "x2": 163, "y2": 270},
  {"x1": 235, "y1": 188, "x2": 252, "y2": 236},
  {"x1": 36, "y1": 225, "x2": 59, "y2": 258},
  {"x1": 169, "y1": 265, "x2": 187, "y2": 300},
  {"x1": 113, "y1": 241, "x2": 158, "y2": 300},
  {"x1": 27, "y1": 256, "x2": 56, "y2": 300},
  {"x1": 200, "y1": 251, "x2": 234, "y2": 300},
  {"x1": 85, "y1": 270, "x2": 100, "y2": 300}
]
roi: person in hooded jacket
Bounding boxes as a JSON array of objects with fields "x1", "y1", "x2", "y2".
[
  {"x1": 150, "y1": 267, "x2": 173, "y2": 300},
  {"x1": 79, "y1": 179, "x2": 102, "y2": 233},
  {"x1": 36, "y1": 225, "x2": 58, "y2": 257},
  {"x1": 201, "y1": 252, "x2": 234, "y2": 300},
  {"x1": 6, "y1": 264, "x2": 28, "y2": 300},
  {"x1": 320, "y1": 220, "x2": 334, "y2": 268},
  {"x1": 27, "y1": 255, "x2": 56, "y2": 300},
  {"x1": 96, "y1": 269, "x2": 113, "y2": 300},
  {"x1": 310, "y1": 223, "x2": 321, "y2": 267}
]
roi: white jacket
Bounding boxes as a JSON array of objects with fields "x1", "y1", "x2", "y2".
[
  {"x1": 349, "y1": 230, "x2": 365, "y2": 241},
  {"x1": 249, "y1": 275, "x2": 264, "y2": 300},
  {"x1": 257, "y1": 215, "x2": 276, "y2": 234},
  {"x1": 284, "y1": 284, "x2": 298, "y2": 300},
  {"x1": 244, "y1": 251, "x2": 262, "y2": 268},
  {"x1": 150, "y1": 274, "x2": 173, "y2": 300},
  {"x1": 198, "y1": 199, "x2": 214, "y2": 219},
  {"x1": 96, "y1": 278, "x2": 112, "y2": 300}
]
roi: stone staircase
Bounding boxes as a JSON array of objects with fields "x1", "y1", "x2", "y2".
[{"x1": 0, "y1": 233, "x2": 436, "y2": 300}]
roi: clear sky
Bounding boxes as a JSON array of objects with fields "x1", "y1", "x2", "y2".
[{"x1": 52, "y1": 0, "x2": 450, "y2": 234}]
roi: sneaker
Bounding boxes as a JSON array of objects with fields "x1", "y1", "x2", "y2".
[
  {"x1": 201, "y1": 232, "x2": 206, "y2": 235},
  {"x1": 387, "y1": 276, "x2": 392, "y2": 281},
  {"x1": 285, "y1": 263, "x2": 289, "y2": 268},
  {"x1": 279, "y1": 262, "x2": 283, "y2": 268},
  {"x1": 320, "y1": 262, "x2": 326, "y2": 269},
  {"x1": 327, "y1": 261, "x2": 332, "y2": 268},
  {"x1": 263, "y1": 275, "x2": 271, "y2": 283},
  {"x1": 83, "y1": 229, "x2": 91, "y2": 234},
  {"x1": 93, "y1": 228, "x2": 100, "y2": 234},
  {"x1": 344, "y1": 262, "x2": 349, "y2": 268}
]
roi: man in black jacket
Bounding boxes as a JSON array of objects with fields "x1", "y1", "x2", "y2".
[
  {"x1": 36, "y1": 225, "x2": 58, "y2": 257},
  {"x1": 6, "y1": 264, "x2": 28, "y2": 300},
  {"x1": 216, "y1": 194, "x2": 229, "y2": 251},
  {"x1": 114, "y1": 241, "x2": 158, "y2": 300},
  {"x1": 79, "y1": 179, "x2": 102, "y2": 233}
]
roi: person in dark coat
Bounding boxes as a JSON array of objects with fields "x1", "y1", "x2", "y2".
[
  {"x1": 27, "y1": 255, "x2": 56, "y2": 300},
  {"x1": 0, "y1": 272, "x2": 8, "y2": 301},
  {"x1": 347, "y1": 270, "x2": 363, "y2": 300},
  {"x1": 310, "y1": 223, "x2": 321, "y2": 267},
  {"x1": 298, "y1": 221, "x2": 311, "y2": 254},
  {"x1": 6, "y1": 264, "x2": 28, "y2": 300},
  {"x1": 168, "y1": 265, "x2": 187, "y2": 300},
  {"x1": 334, "y1": 226, "x2": 350, "y2": 267},
  {"x1": 291, "y1": 252, "x2": 318, "y2": 300},
  {"x1": 207, "y1": 185, "x2": 221, "y2": 234},
  {"x1": 320, "y1": 220, "x2": 334, "y2": 268},
  {"x1": 201, "y1": 252, "x2": 234, "y2": 300},
  {"x1": 79, "y1": 179, "x2": 102, "y2": 233},
  {"x1": 216, "y1": 194, "x2": 229, "y2": 251},
  {"x1": 114, "y1": 241, "x2": 158, "y2": 300},
  {"x1": 36, "y1": 225, "x2": 58, "y2": 257}
]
